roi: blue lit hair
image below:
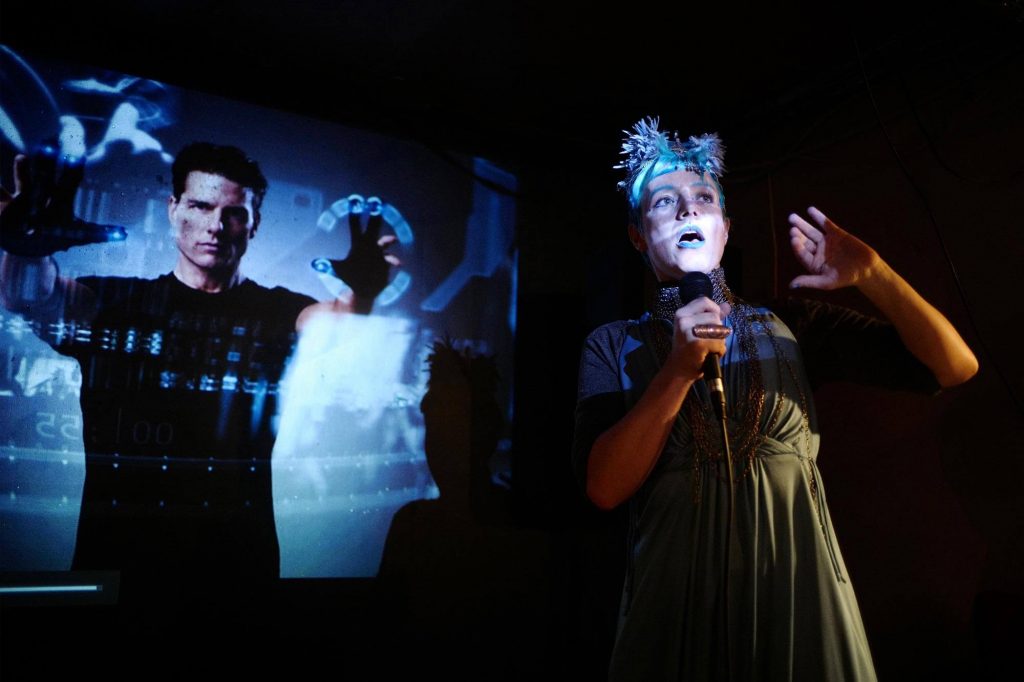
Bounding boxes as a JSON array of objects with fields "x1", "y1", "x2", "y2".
[{"x1": 615, "y1": 117, "x2": 726, "y2": 228}]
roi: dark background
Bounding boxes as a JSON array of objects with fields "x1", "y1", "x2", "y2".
[{"x1": 3, "y1": 1, "x2": 1023, "y2": 680}]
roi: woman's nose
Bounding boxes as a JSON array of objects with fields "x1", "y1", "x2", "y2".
[{"x1": 677, "y1": 199, "x2": 699, "y2": 218}]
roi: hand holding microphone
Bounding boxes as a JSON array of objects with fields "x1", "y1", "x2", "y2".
[
  {"x1": 666, "y1": 300, "x2": 728, "y2": 375},
  {"x1": 671, "y1": 272, "x2": 730, "y2": 421}
]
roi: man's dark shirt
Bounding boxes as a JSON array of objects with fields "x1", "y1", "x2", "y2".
[{"x1": 48, "y1": 273, "x2": 315, "y2": 590}]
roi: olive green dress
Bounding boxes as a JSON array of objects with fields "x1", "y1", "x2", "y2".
[{"x1": 573, "y1": 297, "x2": 937, "y2": 681}]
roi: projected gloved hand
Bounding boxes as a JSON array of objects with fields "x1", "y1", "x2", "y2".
[
  {"x1": 326, "y1": 195, "x2": 400, "y2": 304},
  {"x1": 0, "y1": 144, "x2": 126, "y2": 258}
]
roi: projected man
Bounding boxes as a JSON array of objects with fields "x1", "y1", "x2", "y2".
[{"x1": 0, "y1": 143, "x2": 398, "y2": 595}]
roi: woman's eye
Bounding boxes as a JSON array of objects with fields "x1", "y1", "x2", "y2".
[
  {"x1": 698, "y1": 193, "x2": 714, "y2": 203},
  {"x1": 653, "y1": 196, "x2": 674, "y2": 208}
]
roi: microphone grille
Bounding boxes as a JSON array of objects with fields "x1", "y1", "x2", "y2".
[{"x1": 678, "y1": 271, "x2": 713, "y2": 305}]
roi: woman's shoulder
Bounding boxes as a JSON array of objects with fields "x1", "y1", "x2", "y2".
[
  {"x1": 586, "y1": 318, "x2": 632, "y2": 337},
  {"x1": 583, "y1": 317, "x2": 649, "y2": 350},
  {"x1": 760, "y1": 295, "x2": 881, "y2": 341}
]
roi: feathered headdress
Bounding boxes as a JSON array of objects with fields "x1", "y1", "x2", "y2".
[{"x1": 615, "y1": 117, "x2": 726, "y2": 209}]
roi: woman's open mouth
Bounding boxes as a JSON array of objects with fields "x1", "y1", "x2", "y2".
[{"x1": 676, "y1": 226, "x2": 705, "y2": 249}]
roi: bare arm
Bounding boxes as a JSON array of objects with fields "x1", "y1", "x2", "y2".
[
  {"x1": 585, "y1": 297, "x2": 729, "y2": 510},
  {"x1": 296, "y1": 294, "x2": 359, "y2": 331},
  {"x1": 789, "y1": 207, "x2": 978, "y2": 387}
]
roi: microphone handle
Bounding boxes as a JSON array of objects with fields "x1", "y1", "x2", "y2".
[{"x1": 703, "y1": 352, "x2": 727, "y2": 421}]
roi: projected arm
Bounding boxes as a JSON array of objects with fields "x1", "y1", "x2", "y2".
[
  {"x1": 297, "y1": 197, "x2": 400, "y2": 328},
  {"x1": 788, "y1": 206, "x2": 977, "y2": 387},
  {"x1": 0, "y1": 152, "x2": 100, "y2": 323}
]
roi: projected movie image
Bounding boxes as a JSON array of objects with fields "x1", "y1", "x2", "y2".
[{"x1": 0, "y1": 45, "x2": 517, "y2": 580}]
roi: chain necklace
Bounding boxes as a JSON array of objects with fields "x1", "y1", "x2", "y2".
[{"x1": 649, "y1": 268, "x2": 814, "y2": 505}]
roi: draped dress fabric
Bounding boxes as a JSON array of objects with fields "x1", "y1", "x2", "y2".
[{"x1": 573, "y1": 298, "x2": 938, "y2": 681}]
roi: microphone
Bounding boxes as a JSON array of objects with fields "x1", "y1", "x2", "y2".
[{"x1": 678, "y1": 272, "x2": 728, "y2": 421}]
